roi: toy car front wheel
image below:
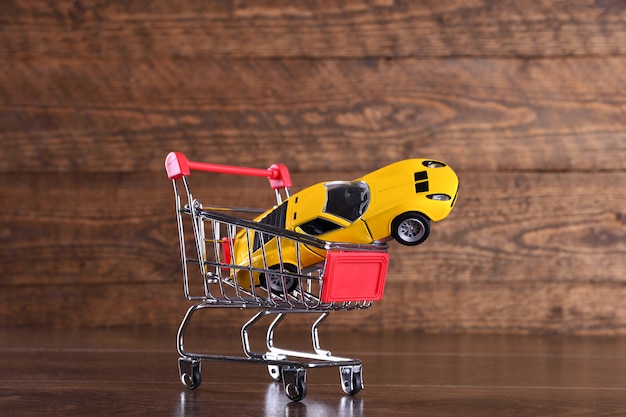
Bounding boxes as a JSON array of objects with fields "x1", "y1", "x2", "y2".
[{"x1": 391, "y1": 212, "x2": 430, "y2": 246}]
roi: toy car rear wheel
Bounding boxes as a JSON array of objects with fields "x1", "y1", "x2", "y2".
[
  {"x1": 261, "y1": 264, "x2": 298, "y2": 294},
  {"x1": 391, "y1": 212, "x2": 430, "y2": 246}
]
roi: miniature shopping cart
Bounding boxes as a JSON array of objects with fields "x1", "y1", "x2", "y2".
[{"x1": 165, "y1": 152, "x2": 389, "y2": 401}]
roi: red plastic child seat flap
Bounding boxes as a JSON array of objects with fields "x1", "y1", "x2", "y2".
[{"x1": 321, "y1": 251, "x2": 389, "y2": 303}]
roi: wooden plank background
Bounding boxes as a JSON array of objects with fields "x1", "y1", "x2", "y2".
[{"x1": 1, "y1": 0, "x2": 625, "y2": 334}]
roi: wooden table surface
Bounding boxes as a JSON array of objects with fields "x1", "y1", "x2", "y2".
[{"x1": 2, "y1": 326, "x2": 626, "y2": 416}]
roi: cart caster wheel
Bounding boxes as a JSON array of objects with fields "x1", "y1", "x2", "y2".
[
  {"x1": 282, "y1": 367, "x2": 307, "y2": 402},
  {"x1": 340, "y1": 365, "x2": 363, "y2": 395},
  {"x1": 285, "y1": 381, "x2": 307, "y2": 402},
  {"x1": 178, "y1": 358, "x2": 202, "y2": 390}
]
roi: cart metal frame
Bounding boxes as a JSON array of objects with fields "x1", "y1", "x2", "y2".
[{"x1": 165, "y1": 152, "x2": 389, "y2": 401}]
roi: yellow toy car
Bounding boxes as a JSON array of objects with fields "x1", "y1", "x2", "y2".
[{"x1": 232, "y1": 159, "x2": 459, "y2": 293}]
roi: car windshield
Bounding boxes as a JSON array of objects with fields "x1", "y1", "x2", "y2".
[{"x1": 323, "y1": 181, "x2": 370, "y2": 222}]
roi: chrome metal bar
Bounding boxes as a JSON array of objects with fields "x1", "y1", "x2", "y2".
[{"x1": 311, "y1": 312, "x2": 331, "y2": 356}]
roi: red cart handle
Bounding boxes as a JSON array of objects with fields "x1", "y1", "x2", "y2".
[{"x1": 165, "y1": 151, "x2": 292, "y2": 190}]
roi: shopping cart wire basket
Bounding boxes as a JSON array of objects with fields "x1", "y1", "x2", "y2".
[{"x1": 165, "y1": 151, "x2": 390, "y2": 401}]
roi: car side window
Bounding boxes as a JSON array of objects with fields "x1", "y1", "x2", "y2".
[
  {"x1": 323, "y1": 181, "x2": 370, "y2": 222},
  {"x1": 298, "y1": 218, "x2": 342, "y2": 236}
]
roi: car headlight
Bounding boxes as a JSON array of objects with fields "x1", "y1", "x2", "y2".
[
  {"x1": 427, "y1": 194, "x2": 451, "y2": 201},
  {"x1": 422, "y1": 160, "x2": 447, "y2": 168}
]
